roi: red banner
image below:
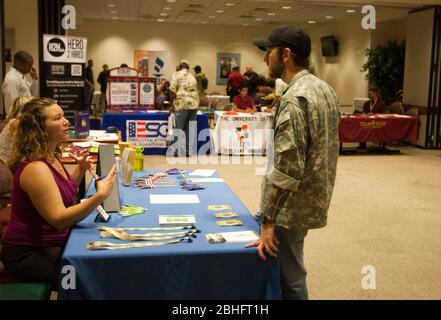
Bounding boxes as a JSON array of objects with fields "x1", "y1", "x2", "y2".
[{"x1": 339, "y1": 114, "x2": 419, "y2": 143}]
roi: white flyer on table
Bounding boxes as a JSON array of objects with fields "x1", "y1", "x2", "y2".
[
  {"x1": 220, "y1": 230, "x2": 259, "y2": 243},
  {"x1": 150, "y1": 194, "x2": 200, "y2": 204},
  {"x1": 189, "y1": 169, "x2": 216, "y2": 177},
  {"x1": 188, "y1": 178, "x2": 224, "y2": 183}
]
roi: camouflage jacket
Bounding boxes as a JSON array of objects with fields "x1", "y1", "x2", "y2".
[
  {"x1": 261, "y1": 70, "x2": 341, "y2": 230},
  {"x1": 170, "y1": 69, "x2": 199, "y2": 111}
]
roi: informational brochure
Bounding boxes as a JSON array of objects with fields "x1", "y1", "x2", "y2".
[
  {"x1": 150, "y1": 194, "x2": 200, "y2": 204},
  {"x1": 205, "y1": 230, "x2": 259, "y2": 244}
]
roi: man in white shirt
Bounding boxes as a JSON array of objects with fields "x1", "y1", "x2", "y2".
[{"x1": 2, "y1": 51, "x2": 38, "y2": 115}]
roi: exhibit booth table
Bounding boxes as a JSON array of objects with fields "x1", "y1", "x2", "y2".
[
  {"x1": 213, "y1": 111, "x2": 273, "y2": 155},
  {"x1": 58, "y1": 170, "x2": 280, "y2": 300},
  {"x1": 101, "y1": 111, "x2": 210, "y2": 155},
  {"x1": 339, "y1": 114, "x2": 419, "y2": 143}
]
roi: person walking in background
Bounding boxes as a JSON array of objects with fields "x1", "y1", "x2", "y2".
[
  {"x1": 243, "y1": 65, "x2": 259, "y2": 102},
  {"x1": 97, "y1": 64, "x2": 110, "y2": 112},
  {"x1": 84, "y1": 59, "x2": 95, "y2": 112},
  {"x1": 193, "y1": 65, "x2": 208, "y2": 98},
  {"x1": 226, "y1": 66, "x2": 244, "y2": 102},
  {"x1": 2, "y1": 51, "x2": 39, "y2": 116},
  {"x1": 169, "y1": 59, "x2": 199, "y2": 157},
  {"x1": 246, "y1": 25, "x2": 341, "y2": 300}
]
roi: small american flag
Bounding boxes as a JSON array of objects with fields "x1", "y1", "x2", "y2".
[
  {"x1": 128, "y1": 121, "x2": 147, "y2": 138},
  {"x1": 144, "y1": 178, "x2": 157, "y2": 189},
  {"x1": 152, "y1": 172, "x2": 167, "y2": 179}
]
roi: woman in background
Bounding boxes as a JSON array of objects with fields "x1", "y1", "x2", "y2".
[{"x1": 0, "y1": 96, "x2": 34, "y2": 163}]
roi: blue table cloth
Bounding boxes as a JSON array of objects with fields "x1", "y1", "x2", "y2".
[
  {"x1": 101, "y1": 111, "x2": 211, "y2": 155},
  {"x1": 58, "y1": 170, "x2": 280, "y2": 300}
]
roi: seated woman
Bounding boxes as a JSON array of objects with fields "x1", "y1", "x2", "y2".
[
  {"x1": 389, "y1": 90, "x2": 404, "y2": 114},
  {"x1": 0, "y1": 96, "x2": 34, "y2": 164},
  {"x1": 1, "y1": 98, "x2": 116, "y2": 289},
  {"x1": 233, "y1": 86, "x2": 257, "y2": 113}
]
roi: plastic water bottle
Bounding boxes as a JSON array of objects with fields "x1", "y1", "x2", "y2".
[{"x1": 134, "y1": 146, "x2": 144, "y2": 172}]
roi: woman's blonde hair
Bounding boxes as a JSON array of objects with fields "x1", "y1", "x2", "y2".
[
  {"x1": 5, "y1": 96, "x2": 35, "y2": 122},
  {"x1": 8, "y1": 97, "x2": 60, "y2": 172}
]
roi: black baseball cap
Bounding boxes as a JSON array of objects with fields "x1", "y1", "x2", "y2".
[
  {"x1": 253, "y1": 24, "x2": 311, "y2": 57},
  {"x1": 193, "y1": 65, "x2": 201, "y2": 71}
]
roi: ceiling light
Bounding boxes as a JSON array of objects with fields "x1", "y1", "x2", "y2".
[
  {"x1": 308, "y1": 20, "x2": 316, "y2": 24},
  {"x1": 208, "y1": 16, "x2": 216, "y2": 19},
  {"x1": 216, "y1": 10, "x2": 224, "y2": 13},
  {"x1": 108, "y1": 4, "x2": 116, "y2": 8},
  {"x1": 166, "y1": 0, "x2": 176, "y2": 2},
  {"x1": 164, "y1": 7, "x2": 172, "y2": 11},
  {"x1": 282, "y1": 6, "x2": 291, "y2": 10},
  {"x1": 110, "y1": 10, "x2": 118, "y2": 14},
  {"x1": 243, "y1": 23, "x2": 249, "y2": 26},
  {"x1": 157, "y1": 19, "x2": 165, "y2": 22},
  {"x1": 255, "y1": 18, "x2": 263, "y2": 21},
  {"x1": 326, "y1": 15, "x2": 333, "y2": 19},
  {"x1": 226, "y1": 3, "x2": 235, "y2": 6},
  {"x1": 111, "y1": 16, "x2": 119, "y2": 20},
  {"x1": 201, "y1": 21, "x2": 207, "y2": 24},
  {"x1": 160, "y1": 13, "x2": 168, "y2": 16},
  {"x1": 346, "y1": 9, "x2": 356, "y2": 13},
  {"x1": 267, "y1": 12, "x2": 275, "y2": 16}
]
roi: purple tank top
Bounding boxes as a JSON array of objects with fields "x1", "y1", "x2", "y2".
[{"x1": 3, "y1": 159, "x2": 77, "y2": 246}]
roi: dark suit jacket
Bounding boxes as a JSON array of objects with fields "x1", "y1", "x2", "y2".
[{"x1": 363, "y1": 99, "x2": 387, "y2": 113}]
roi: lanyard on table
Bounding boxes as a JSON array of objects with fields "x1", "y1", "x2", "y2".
[
  {"x1": 87, "y1": 237, "x2": 193, "y2": 250},
  {"x1": 100, "y1": 228, "x2": 198, "y2": 241},
  {"x1": 98, "y1": 226, "x2": 196, "y2": 232}
]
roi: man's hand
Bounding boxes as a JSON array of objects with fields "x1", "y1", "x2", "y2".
[
  {"x1": 30, "y1": 67, "x2": 38, "y2": 80},
  {"x1": 245, "y1": 223, "x2": 279, "y2": 261}
]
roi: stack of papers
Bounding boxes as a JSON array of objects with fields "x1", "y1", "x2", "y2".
[{"x1": 150, "y1": 194, "x2": 200, "y2": 204}]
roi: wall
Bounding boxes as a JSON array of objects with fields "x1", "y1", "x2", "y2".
[
  {"x1": 69, "y1": 20, "x2": 273, "y2": 94},
  {"x1": 4, "y1": 0, "x2": 39, "y2": 73},
  {"x1": 307, "y1": 19, "x2": 371, "y2": 108},
  {"x1": 371, "y1": 17, "x2": 407, "y2": 48},
  {"x1": 402, "y1": 8, "x2": 435, "y2": 147}
]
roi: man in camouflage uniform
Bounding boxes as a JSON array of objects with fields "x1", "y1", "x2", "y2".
[
  {"x1": 246, "y1": 25, "x2": 341, "y2": 300},
  {"x1": 169, "y1": 59, "x2": 200, "y2": 156}
]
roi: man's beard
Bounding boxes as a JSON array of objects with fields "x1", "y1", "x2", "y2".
[{"x1": 269, "y1": 58, "x2": 284, "y2": 79}]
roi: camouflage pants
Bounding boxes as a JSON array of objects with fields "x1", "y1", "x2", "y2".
[{"x1": 276, "y1": 227, "x2": 309, "y2": 300}]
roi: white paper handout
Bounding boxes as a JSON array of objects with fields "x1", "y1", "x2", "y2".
[
  {"x1": 150, "y1": 194, "x2": 200, "y2": 204},
  {"x1": 189, "y1": 169, "x2": 216, "y2": 177},
  {"x1": 220, "y1": 230, "x2": 259, "y2": 243},
  {"x1": 187, "y1": 178, "x2": 224, "y2": 183}
]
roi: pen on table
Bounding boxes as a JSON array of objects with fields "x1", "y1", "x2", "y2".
[{"x1": 95, "y1": 174, "x2": 107, "y2": 182}]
